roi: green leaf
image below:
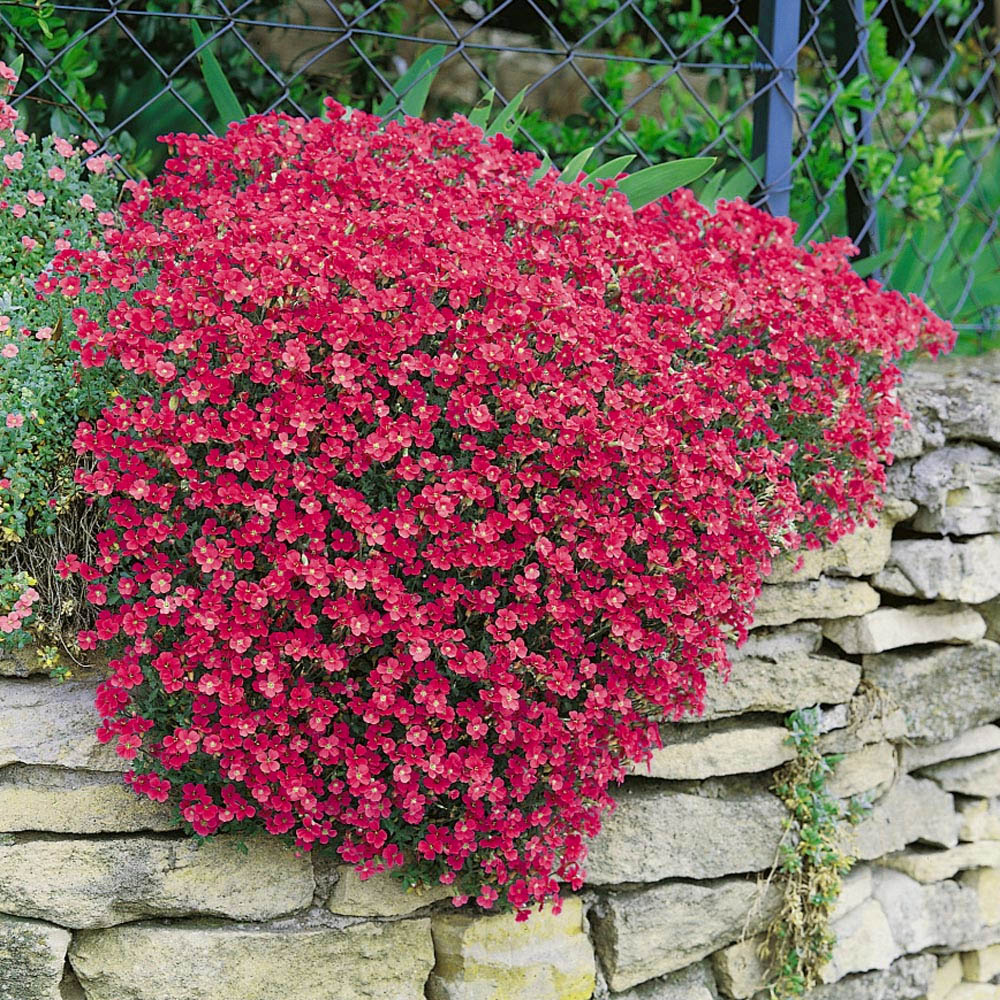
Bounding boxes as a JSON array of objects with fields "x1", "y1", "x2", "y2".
[
  {"x1": 373, "y1": 44, "x2": 446, "y2": 120},
  {"x1": 617, "y1": 157, "x2": 716, "y2": 210},
  {"x1": 191, "y1": 21, "x2": 246, "y2": 130},
  {"x1": 486, "y1": 87, "x2": 528, "y2": 138},
  {"x1": 583, "y1": 155, "x2": 635, "y2": 186},
  {"x1": 697, "y1": 170, "x2": 726, "y2": 209},
  {"x1": 468, "y1": 89, "x2": 495, "y2": 130},
  {"x1": 851, "y1": 248, "x2": 894, "y2": 279},
  {"x1": 7, "y1": 54, "x2": 23, "y2": 83},
  {"x1": 717, "y1": 155, "x2": 765, "y2": 202},
  {"x1": 529, "y1": 153, "x2": 553, "y2": 185},
  {"x1": 558, "y1": 147, "x2": 596, "y2": 184}
]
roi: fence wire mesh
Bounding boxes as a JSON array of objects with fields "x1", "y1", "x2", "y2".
[{"x1": 1, "y1": 0, "x2": 997, "y2": 349}]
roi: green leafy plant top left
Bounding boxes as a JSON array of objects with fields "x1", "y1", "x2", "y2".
[{"x1": 0, "y1": 57, "x2": 121, "y2": 657}]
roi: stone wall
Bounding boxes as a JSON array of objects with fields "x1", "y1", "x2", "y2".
[{"x1": 3, "y1": 353, "x2": 1000, "y2": 1000}]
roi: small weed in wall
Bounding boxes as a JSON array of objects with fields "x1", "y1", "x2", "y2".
[{"x1": 762, "y1": 708, "x2": 874, "y2": 998}]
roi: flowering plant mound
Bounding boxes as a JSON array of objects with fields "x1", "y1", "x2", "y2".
[
  {"x1": 52, "y1": 104, "x2": 952, "y2": 912},
  {"x1": 0, "y1": 61, "x2": 119, "y2": 541},
  {"x1": 0, "y1": 58, "x2": 123, "y2": 659}
]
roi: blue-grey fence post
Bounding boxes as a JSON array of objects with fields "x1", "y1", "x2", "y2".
[
  {"x1": 751, "y1": 0, "x2": 801, "y2": 218},
  {"x1": 833, "y1": 0, "x2": 879, "y2": 261}
]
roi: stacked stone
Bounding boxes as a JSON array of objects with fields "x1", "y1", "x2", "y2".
[{"x1": 2, "y1": 353, "x2": 1000, "y2": 1000}]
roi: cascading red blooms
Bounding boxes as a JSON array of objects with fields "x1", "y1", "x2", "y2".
[{"x1": 49, "y1": 103, "x2": 953, "y2": 913}]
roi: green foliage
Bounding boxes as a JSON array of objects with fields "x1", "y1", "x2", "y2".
[
  {"x1": 615, "y1": 156, "x2": 715, "y2": 208},
  {"x1": 0, "y1": 153, "x2": 118, "y2": 543},
  {"x1": 0, "y1": 58, "x2": 127, "y2": 656},
  {"x1": 762, "y1": 708, "x2": 874, "y2": 999},
  {"x1": 876, "y1": 138, "x2": 1000, "y2": 356},
  {"x1": 191, "y1": 21, "x2": 246, "y2": 132},
  {"x1": 373, "y1": 44, "x2": 447, "y2": 121}
]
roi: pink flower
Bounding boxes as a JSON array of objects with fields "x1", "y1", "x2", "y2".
[
  {"x1": 26, "y1": 189, "x2": 44, "y2": 207},
  {"x1": 1, "y1": 344, "x2": 18, "y2": 358},
  {"x1": 35, "y1": 326, "x2": 52, "y2": 341},
  {"x1": 10, "y1": 204, "x2": 24, "y2": 218},
  {"x1": 85, "y1": 154, "x2": 111, "y2": 174},
  {"x1": 53, "y1": 137, "x2": 74, "y2": 158},
  {"x1": 47, "y1": 166, "x2": 65, "y2": 182},
  {"x1": 97, "y1": 211, "x2": 115, "y2": 226},
  {"x1": 5, "y1": 413, "x2": 24, "y2": 428},
  {"x1": 82, "y1": 139, "x2": 98, "y2": 153},
  {"x1": 20, "y1": 236, "x2": 37, "y2": 251},
  {"x1": 0, "y1": 62, "x2": 16, "y2": 83},
  {"x1": 14, "y1": 130, "x2": 28, "y2": 145},
  {"x1": 79, "y1": 194, "x2": 96, "y2": 211},
  {"x1": 3, "y1": 152, "x2": 22, "y2": 171}
]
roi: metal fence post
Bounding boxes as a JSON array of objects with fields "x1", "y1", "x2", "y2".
[
  {"x1": 751, "y1": 0, "x2": 801, "y2": 218},
  {"x1": 833, "y1": 0, "x2": 879, "y2": 260}
]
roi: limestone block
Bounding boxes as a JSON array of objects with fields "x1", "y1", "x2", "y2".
[
  {"x1": 698, "y1": 654, "x2": 861, "y2": 722},
  {"x1": 830, "y1": 865, "x2": 874, "y2": 922},
  {"x1": 887, "y1": 444, "x2": 1000, "y2": 535},
  {"x1": 589, "y1": 876, "x2": 780, "y2": 992},
  {"x1": 872, "y1": 535, "x2": 1000, "y2": 604},
  {"x1": 613, "y1": 960, "x2": 718, "y2": 1000},
  {"x1": 0, "y1": 834, "x2": 314, "y2": 928},
  {"x1": 847, "y1": 775, "x2": 958, "y2": 859},
  {"x1": 0, "y1": 644, "x2": 50, "y2": 678},
  {"x1": 963, "y1": 944, "x2": 1000, "y2": 983},
  {"x1": 959, "y1": 799, "x2": 1000, "y2": 842},
  {"x1": 879, "y1": 841, "x2": 1000, "y2": 883},
  {"x1": 959, "y1": 867, "x2": 1000, "y2": 925},
  {"x1": 632, "y1": 718, "x2": 795, "y2": 780},
  {"x1": 710, "y1": 935, "x2": 767, "y2": 999},
  {"x1": 327, "y1": 865, "x2": 452, "y2": 917},
  {"x1": 806, "y1": 954, "x2": 937, "y2": 1000},
  {"x1": 0, "y1": 765, "x2": 177, "y2": 833},
  {"x1": 727, "y1": 622, "x2": 823, "y2": 661},
  {"x1": 862, "y1": 641, "x2": 1000, "y2": 743},
  {"x1": 950, "y1": 922, "x2": 1000, "y2": 953},
  {"x1": 0, "y1": 678, "x2": 122, "y2": 771},
  {"x1": 823, "y1": 604, "x2": 985, "y2": 654},
  {"x1": 927, "y1": 955, "x2": 964, "y2": 1000},
  {"x1": 820, "y1": 703, "x2": 853, "y2": 734},
  {"x1": 940, "y1": 986, "x2": 1000, "y2": 1000},
  {"x1": 765, "y1": 503, "x2": 913, "y2": 583},
  {"x1": 983, "y1": 596, "x2": 1000, "y2": 643},
  {"x1": 426, "y1": 897, "x2": 595, "y2": 1000},
  {"x1": 901, "y1": 726, "x2": 1000, "y2": 773},
  {"x1": 893, "y1": 350, "x2": 1000, "y2": 454},
  {"x1": 0, "y1": 914, "x2": 70, "y2": 1000},
  {"x1": 752, "y1": 578, "x2": 880, "y2": 628},
  {"x1": 819, "y1": 695, "x2": 908, "y2": 756},
  {"x1": 921, "y1": 750, "x2": 1000, "y2": 798},
  {"x1": 69, "y1": 917, "x2": 434, "y2": 1000},
  {"x1": 585, "y1": 783, "x2": 785, "y2": 885},
  {"x1": 827, "y1": 742, "x2": 897, "y2": 800},
  {"x1": 821, "y1": 898, "x2": 900, "y2": 984},
  {"x1": 871, "y1": 868, "x2": 982, "y2": 953}
]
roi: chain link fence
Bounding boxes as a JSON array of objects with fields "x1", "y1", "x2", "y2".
[{"x1": 1, "y1": 0, "x2": 998, "y2": 349}]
